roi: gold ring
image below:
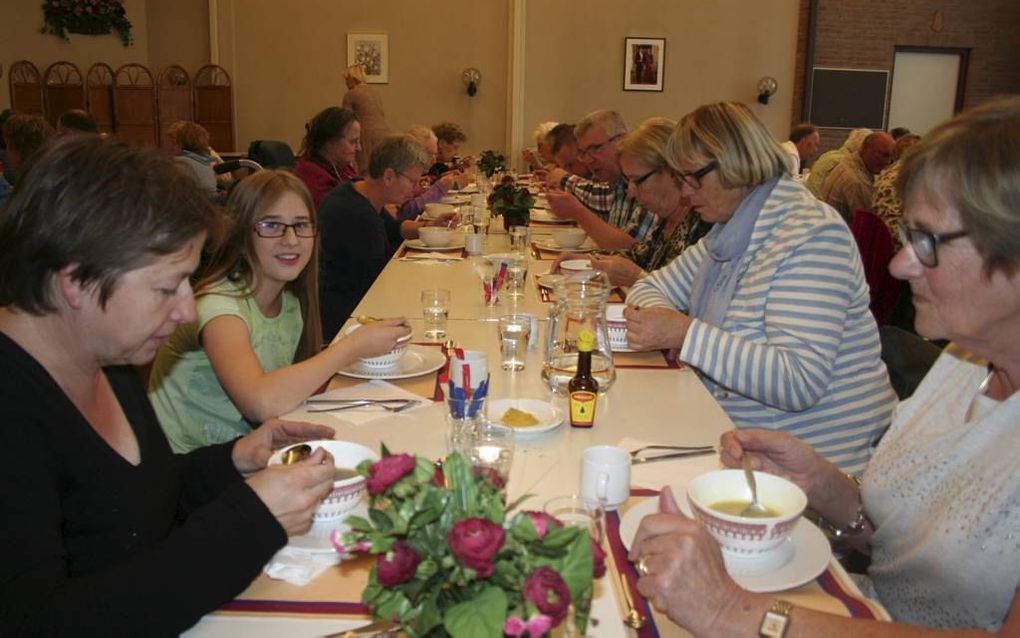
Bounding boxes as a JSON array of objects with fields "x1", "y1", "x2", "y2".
[{"x1": 636, "y1": 556, "x2": 650, "y2": 576}]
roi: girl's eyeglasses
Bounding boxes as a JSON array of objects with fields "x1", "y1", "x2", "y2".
[{"x1": 253, "y1": 220, "x2": 317, "y2": 238}]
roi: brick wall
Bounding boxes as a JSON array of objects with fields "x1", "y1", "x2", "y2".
[{"x1": 794, "y1": 0, "x2": 1020, "y2": 152}]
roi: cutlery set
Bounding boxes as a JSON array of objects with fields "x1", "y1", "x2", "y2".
[
  {"x1": 304, "y1": 398, "x2": 421, "y2": 413},
  {"x1": 629, "y1": 443, "x2": 717, "y2": 464}
]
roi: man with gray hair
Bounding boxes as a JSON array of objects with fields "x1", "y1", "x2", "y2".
[
  {"x1": 318, "y1": 135, "x2": 431, "y2": 338},
  {"x1": 542, "y1": 109, "x2": 660, "y2": 249},
  {"x1": 819, "y1": 131, "x2": 895, "y2": 225},
  {"x1": 781, "y1": 122, "x2": 820, "y2": 177},
  {"x1": 396, "y1": 125, "x2": 468, "y2": 221}
]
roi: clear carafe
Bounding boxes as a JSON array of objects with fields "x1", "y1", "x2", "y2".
[{"x1": 542, "y1": 271, "x2": 616, "y2": 395}]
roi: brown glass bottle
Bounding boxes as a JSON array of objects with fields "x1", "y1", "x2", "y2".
[{"x1": 568, "y1": 329, "x2": 599, "y2": 428}]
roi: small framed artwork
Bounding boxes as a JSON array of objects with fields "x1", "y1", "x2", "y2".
[
  {"x1": 347, "y1": 33, "x2": 389, "y2": 83},
  {"x1": 624, "y1": 37, "x2": 665, "y2": 92}
]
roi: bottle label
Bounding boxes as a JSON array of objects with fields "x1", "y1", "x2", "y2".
[{"x1": 569, "y1": 391, "x2": 597, "y2": 427}]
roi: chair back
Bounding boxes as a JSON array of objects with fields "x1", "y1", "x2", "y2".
[{"x1": 247, "y1": 140, "x2": 296, "y2": 169}]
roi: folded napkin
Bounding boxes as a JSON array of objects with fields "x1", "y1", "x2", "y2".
[
  {"x1": 303, "y1": 380, "x2": 431, "y2": 426},
  {"x1": 619, "y1": 436, "x2": 722, "y2": 493},
  {"x1": 263, "y1": 546, "x2": 340, "y2": 586},
  {"x1": 399, "y1": 252, "x2": 464, "y2": 262}
]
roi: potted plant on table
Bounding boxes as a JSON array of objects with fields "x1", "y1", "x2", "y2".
[
  {"x1": 488, "y1": 176, "x2": 536, "y2": 231},
  {"x1": 333, "y1": 448, "x2": 604, "y2": 638},
  {"x1": 478, "y1": 150, "x2": 507, "y2": 179}
]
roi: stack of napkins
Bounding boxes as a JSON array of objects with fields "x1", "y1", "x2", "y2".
[{"x1": 302, "y1": 380, "x2": 430, "y2": 426}]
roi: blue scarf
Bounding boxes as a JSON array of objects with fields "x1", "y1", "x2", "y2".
[{"x1": 687, "y1": 177, "x2": 779, "y2": 327}]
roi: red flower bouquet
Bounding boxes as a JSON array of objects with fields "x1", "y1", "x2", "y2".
[{"x1": 334, "y1": 448, "x2": 602, "y2": 637}]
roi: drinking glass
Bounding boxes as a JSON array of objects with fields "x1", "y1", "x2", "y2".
[
  {"x1": 543, "y1": 495, "x2": 605, "y2": 544},
  {"x1": 420, "y1": 288, "x2": 451, "y2": 340},
  {"x1": 498, "y1": 314, "x2": 532, "y2": 371},
  {"x1": 465, "y1": 423, "x2": 515, "y2": 493},
  {"x1": 503, "y1": 253, "x2": 529, "y2": 299},
  {"x1": 471, "y1": 205, "x2": 488, "y2": 236},
  {"x1": 509, "y1": 225, "x2": 531, "y2": 255}
]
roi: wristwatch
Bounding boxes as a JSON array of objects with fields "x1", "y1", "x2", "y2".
[{"x1": 759, "y1": 599, "x2": 793, "y2": 637}]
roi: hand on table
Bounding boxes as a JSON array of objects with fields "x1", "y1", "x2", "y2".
[
  {"x1": 623, "y1": 306, "x2": 690, "y2": 351},
  {"x1": 589, "y1": 254, "x2": 643, "y2": 287},
  {"x1": 629, "y1": 487, "x2": 753, "y2": 635},
  {"x1": 232, "y1": 418, "x2": 336, "y2": 474},
  {"x1": 246, "y1": 447, "x2": 336, "y2": 536}
]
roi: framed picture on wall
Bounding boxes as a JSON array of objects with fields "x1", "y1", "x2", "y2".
[
  {"x1": 623, "y1": 37, "x2": 665, "y2": 91},
  {"x1": 347, "y1": 33, "x2": 389, "y2": 83}
]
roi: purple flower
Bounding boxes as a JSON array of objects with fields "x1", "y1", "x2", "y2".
[
  {"x1": 524, "y1": 511, "x2": 562, "y2": 539},
  {"x1": 448, "y1": 518, "x2": 505, "y2": 578},
  {"x1": 504, "y1": 614, "x2": 553, "y2": 637},
  {"x1": 366, "y1": 453, "x2": 416, "y2": 495},
  {"x1": 523, "y1": 566, "x2": 571, "y2": 626},
  {"x1": 376, "y1": 540, "x2": 420, "y2": 586}
]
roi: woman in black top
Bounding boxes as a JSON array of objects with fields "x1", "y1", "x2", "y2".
[{"x1": 0, "y1": 136, "x2": 336, "y2": 636}]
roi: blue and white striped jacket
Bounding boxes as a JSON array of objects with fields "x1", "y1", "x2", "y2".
[{"x1": 628, "y1": 178, "x2": 896, "y2": 474}]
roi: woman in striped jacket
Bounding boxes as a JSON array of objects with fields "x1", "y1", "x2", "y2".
[{"x1": 626, "y1": 102, "x2": 895, "y2": 475}]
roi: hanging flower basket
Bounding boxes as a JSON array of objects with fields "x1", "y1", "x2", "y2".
[{"x1": 41, "y1": 0, "x2": 134, "y2": 47}]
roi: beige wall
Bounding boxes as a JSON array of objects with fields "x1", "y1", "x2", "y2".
[
  {"x1": 0, "y1": 0, "x2": 150, "y2": 112},
  {"x1": 213, "y1": 0, "x2": 508, "y2": 154},
  {"x1": 523, "y1": 0, "x2": 800, "y2": 146},
  {"x1": 145, "y1": 0, "x2": 209, "y2": 74}
]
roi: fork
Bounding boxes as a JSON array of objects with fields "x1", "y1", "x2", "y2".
[
  {"x1": 307, "y1": 400, "x2": 420, "y2": 414},
  {"x1": 630, "y1": 444, "x2": 716, "y2": 458}
]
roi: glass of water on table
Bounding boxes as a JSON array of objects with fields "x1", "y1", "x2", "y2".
[
  {"x1": 498, "y1": 314, "x2": 531, "y2": 370},
  {"x1": 420, "y1": 288, "x2": 450, "y2": 340}
]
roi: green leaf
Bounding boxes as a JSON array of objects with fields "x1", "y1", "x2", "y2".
[{"x1": 443, "y1": 586, "x2": 507, "y2": 638}]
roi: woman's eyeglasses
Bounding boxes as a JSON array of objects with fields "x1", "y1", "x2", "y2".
[
  {"x1": 895, "y1": 220, "x2": 967, "y2": 268},
  {"x1": 253, "y1": 220, "x2": 317, "y2": 238},
  {"x1": 626, "y1": 168, "x2": 658, "y2": 188},
  {"x1": 676, "y1": 161, "x2": 718, "y2": 190}
]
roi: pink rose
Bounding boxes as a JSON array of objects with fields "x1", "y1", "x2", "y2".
[
  {"x1": 523, "y1": 566, "x2": 571, "y2": 626},
  {"x1": 376, "y1": 540, "x2": 420, "y2": 586},
  {"x1": 503, "y1": 614, "x2": 553, "y2": 637},
  {"x1": 366, "y1": 453, "x2": 416, "y2": 494},
  {"x1": 448, "y1": 518, "x2": 505, "y2": 578},
  {"x1": 591, "y1": 537, "x2": 606, "y2": 578},
  {"x1": 329, "y1": 531, "x2": 371, "y2": 558},
  {"x1": 524, "y1": 511, "x2": 562, "y2": 539}
]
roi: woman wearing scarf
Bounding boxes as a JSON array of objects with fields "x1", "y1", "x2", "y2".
[{"x1": 625, "y1": 102, "x2": 895, "y2": 475}]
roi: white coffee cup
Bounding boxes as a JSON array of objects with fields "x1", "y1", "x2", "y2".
[{"x1": 580, "y1": 445, "x2": 631, "y2": 510}]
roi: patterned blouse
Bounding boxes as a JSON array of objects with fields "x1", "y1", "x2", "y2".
[
  {"x1": 622, "y1": 209, "x2": 711, "y2": 272},
  {"x1": 872, "y1": 161, "x2": 903, "y2": 247}
]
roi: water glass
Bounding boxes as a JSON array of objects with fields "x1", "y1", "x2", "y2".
[
  {"x1": 498, "y1": 314, "x2": 532, "y2": 371},
  {"x1": 509, "y1": 225, "x2": 531, "y2": 255},
  {"x1": 465, "y1": 233, "x2": 484, "y2": 255},
  {"x1": 503, "y1": 253, "x2": 529, "y2": 299},
  {"x1": 446, "y1": 396, "x2": 487, "y2": 454},
  {"x1": 471, "y1": 205, "x2": 488, "y2": 236},
  {"x1": 420, "y1": 288, "x2": 450, "y2": 340},
  {"x1": 543, "y1": 495, "x2": 605, "y2": 544},
  {"x1": 465, "y1": 423, "x2": 515, "y2": 493}
]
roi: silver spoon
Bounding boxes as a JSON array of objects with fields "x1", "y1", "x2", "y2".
[
  {"x1": 281, "y1": 444, "x2": 312, "y2": 465},
  {"x1": 740, "y1": 455, "x2": 770, "y2": 517}
]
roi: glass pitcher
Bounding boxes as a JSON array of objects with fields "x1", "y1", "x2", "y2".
[{"x1": 542, "y1": 271, "x2": 616, "y2": 395}]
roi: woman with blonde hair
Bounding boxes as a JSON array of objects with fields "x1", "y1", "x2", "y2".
[
  {"x1": 626, "y1": 102, "x2": 895, "y2": 474},
  {"x1": 629, "y1": 95, "x2": 1020, "y2": 637},
  {"x1": 342, "y1": 64, "x2": 390, "y2": 172},
  {"x1": 149, "y1": 170, "x2": 408, "y2": 452}
]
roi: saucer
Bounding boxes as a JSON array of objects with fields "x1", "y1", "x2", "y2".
[
  {"x1": 529, "y1": 210, "x2": 572, "y2": 224},
  {"x1": 405, "y1": 239, "x2": 465, "y2": 252},
  {"x1": 488, "y1": 398, "x2": 564, "y2": 436},
  {"x1": 337, "y1": 345, "x2": 446, "y2": 380},
  {"x1": 534, "y1": 239, "x2": 595, "y2": 253},
  {"x1": 619, "y1": 496, "x2": 831, "y2": 592}
]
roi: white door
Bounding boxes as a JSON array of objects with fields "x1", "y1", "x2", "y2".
[{"x1": 888, "y1": 50, "x2": 963, "y2": 135}]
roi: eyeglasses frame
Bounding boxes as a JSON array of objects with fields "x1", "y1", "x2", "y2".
[
  {"x1": 252, "y1": 220, "x2": 318, "y2": 238},
  {"x1": 894, "y1": 220, "x2": 968, "y2": 268}
]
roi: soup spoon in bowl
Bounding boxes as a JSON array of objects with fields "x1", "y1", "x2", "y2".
[{"x1": 740, "y1": 455, "x2": 770, "y2": 517}]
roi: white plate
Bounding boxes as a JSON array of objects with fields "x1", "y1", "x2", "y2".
[
  {"x1": 405, "y1": 239, "x2": 465, "y2": 252},
  {"x1": 488, "y1": 398, "x2": 564, "y2": 436},
  {"x1": 534, "y1": 239, "x2": 596, "y2": 253},
  {"x1": 287, "y1": 502, "x2": 368, "y2": 553},
  {"x1": 337, "y1": 345, "x2": 447, "y2": 380},
  {"x1": 529, "y1": 209, "x2": 572, "y2": 224},
  {"x1": 619, "y1": 496, "x2": 831, "y2": 592},
  {"x1": 440, "y1": 195, "x2": 470, "y2": 205},
  {"x1": 537, "y1": 273, "x2": 565, "y2": 290}
]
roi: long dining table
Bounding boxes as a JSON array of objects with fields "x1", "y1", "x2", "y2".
[{"x1": 183, "y1": 216, "x2": 889, "y2": 637}]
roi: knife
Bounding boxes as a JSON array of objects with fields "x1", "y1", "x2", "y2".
[
  {"x1": 306, "y1": 398, "x2": 415, "y2": 404},
  {"x1": 322, "y1": 618, "x2": 400, "y2": 638},
  {"x1": 631, "y1": 448, "x2": 717, "y2": 464}
]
